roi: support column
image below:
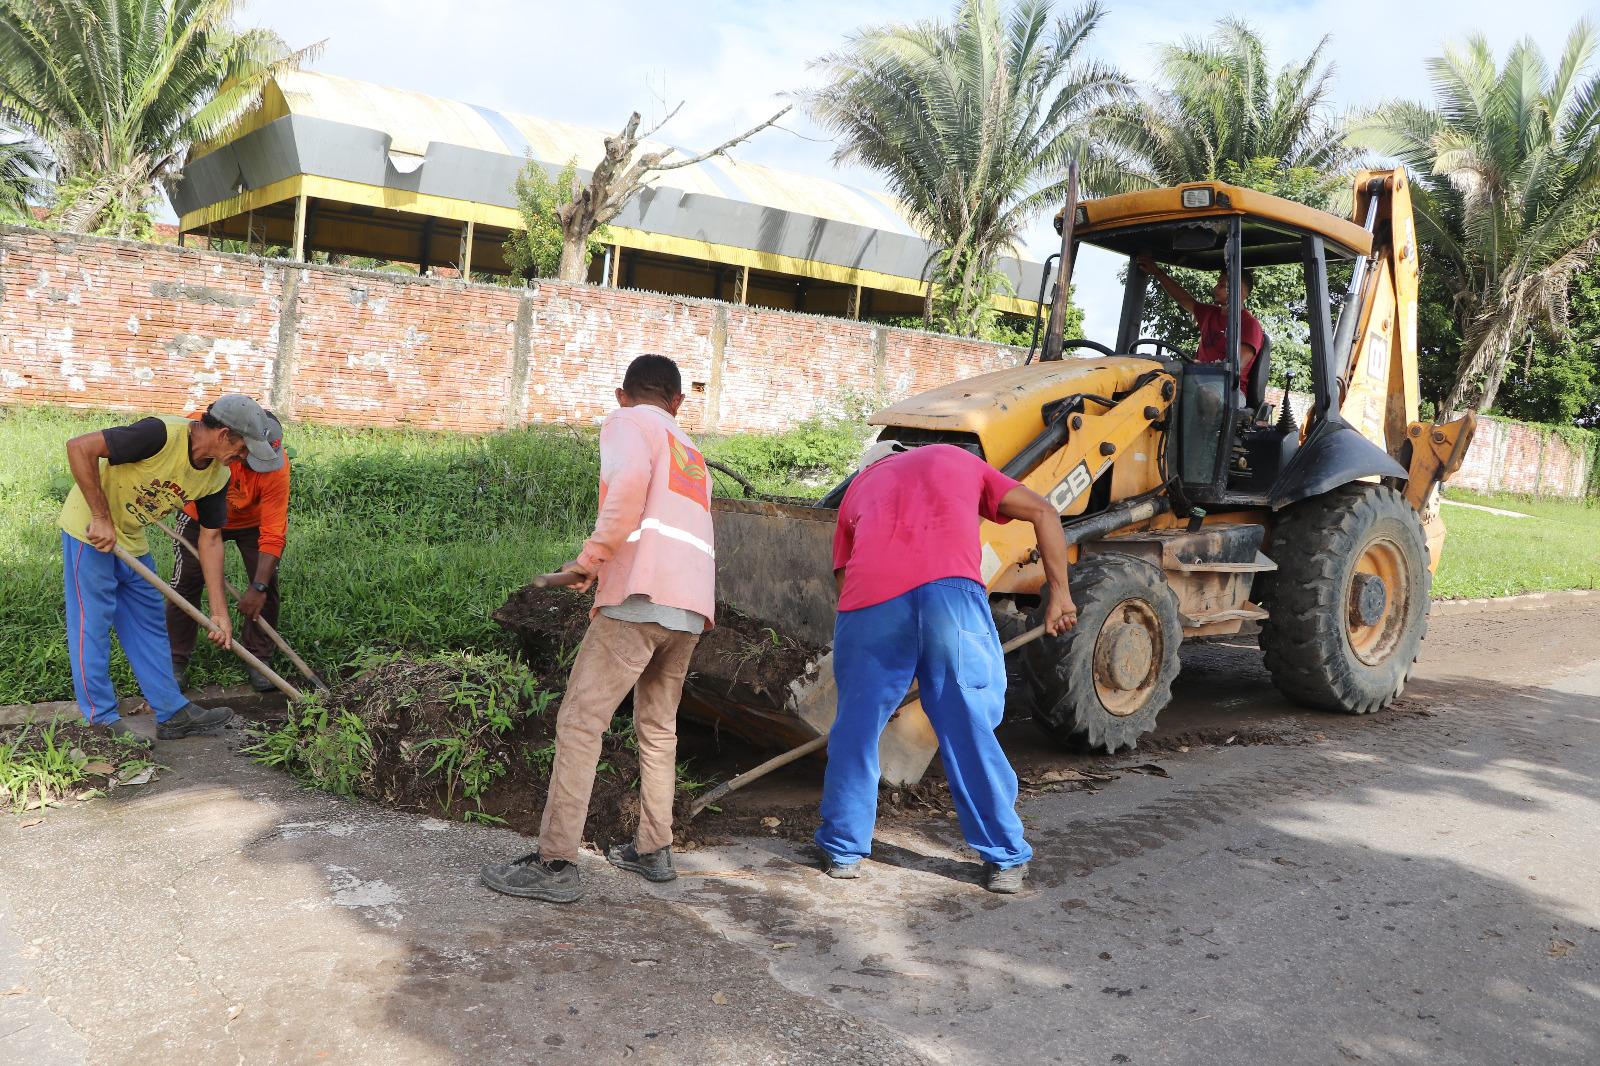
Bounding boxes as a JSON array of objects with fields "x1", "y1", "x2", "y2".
[
  {"x1": 505, "y1": 289, "x2": 536, "y2": 428},
  {"x1": 272, "y1": 268, "x2": 304, "y2": 417},
  {"x1": 418, "y1": 216, "x2": 436, "y2": 275},
  {"x1": 705, "y1": 305, "x2": 728, "y2": 434},
  {"x1": 736, "y1": 264, "x2": 749, "y2": 305},
  {"x1": 461, "y1": 219, "x2": 475, "y2": 278},
  {"x1": 848, "y1": 283, "x2": 862, "y2": 320},
  {"x1": 291, "y1": 193, "x2": 308, "y2": 262},
  {"x1": 609, "y1": 244, "x2": 622, "y2": 287}
]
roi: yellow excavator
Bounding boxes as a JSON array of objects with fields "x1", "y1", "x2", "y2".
[{"x1": 688, "y1": 167, "x2": 1476, "y2": 787}]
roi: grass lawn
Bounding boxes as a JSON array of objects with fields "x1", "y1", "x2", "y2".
[
  {"x1": 0, "y1": 406, "x2": 864, "y2": 707},
  {"x1": 1434, "y1": 489, "x2": 1600, "y2": 599},
  {"x1": 3, "y1": 404, "x2": 1593, "y2": 706}
]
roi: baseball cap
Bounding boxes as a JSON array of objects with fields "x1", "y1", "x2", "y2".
[
  {"x1": 208, "y1": 394, "x2": 284, "y2": 472},
  {"x1": 858, "y1": 438, "x2": 908, "y2": 471}
]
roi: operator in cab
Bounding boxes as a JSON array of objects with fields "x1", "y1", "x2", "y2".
[{"x1": 1136, "y1": 256, "x2": 1264, "y2": 384}]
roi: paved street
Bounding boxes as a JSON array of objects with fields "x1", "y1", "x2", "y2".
[{"x1": 2, "y1": 597, "x2": 1596, "y2": 1065}]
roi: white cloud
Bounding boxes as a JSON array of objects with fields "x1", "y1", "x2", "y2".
[{"x1": 240, "y1": 0, "x2": 1597, "y2": 340}]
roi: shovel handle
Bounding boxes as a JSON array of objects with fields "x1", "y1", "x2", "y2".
[
  {"x1": 532, "y1": 570, "x2": 588, "y2": 588},
  {"x1": 150, "y1": 519, "x2": 329, "y2": 692},
  {"x1": 110, "y1": 543, "x2": 305, "y2": 702},
  {"x1": 687, "y1": 623, "x2": 1051, "y2": 818}
]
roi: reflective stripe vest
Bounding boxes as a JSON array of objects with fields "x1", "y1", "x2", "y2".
[{"x1": 575, "y1": 404, "x2": 716, "y2": 629}]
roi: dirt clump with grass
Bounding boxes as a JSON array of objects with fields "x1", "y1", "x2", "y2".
[
  {"x1": 248, "y1": 650, "x2": 705, "y2": 850},
  {"x1": 0, "y1": 719, "x2": 162, "y2": 814}
]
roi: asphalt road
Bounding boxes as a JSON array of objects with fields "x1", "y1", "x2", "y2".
[{"x1": 1, "y1": 596, "x2": 1596, "y2": 1065}]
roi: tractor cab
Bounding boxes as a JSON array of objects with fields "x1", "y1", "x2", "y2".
[{"x1": 1051, "y1": 180, "x2": 1391, "y2": 510}]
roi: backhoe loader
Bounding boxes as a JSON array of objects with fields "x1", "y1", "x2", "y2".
[{"x1": 683, "y1": 167, "x2": 1476, "y2": 786}]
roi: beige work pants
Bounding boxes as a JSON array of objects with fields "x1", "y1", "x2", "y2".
[{"x1": 536, "y1": 614, "x2": 699, "y2": 862}]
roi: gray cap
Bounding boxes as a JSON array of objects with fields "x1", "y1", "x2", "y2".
[{"x1": 208, "y1": 394, "x2": 284, "y2": 472}]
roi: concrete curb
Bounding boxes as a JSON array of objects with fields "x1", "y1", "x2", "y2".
[
  {"x1": 0, "y1": 684, "x2": 286, "y2": 727},
  {"x1": 1430, "y1": 587, "x2": 1599, "y2": 615}
]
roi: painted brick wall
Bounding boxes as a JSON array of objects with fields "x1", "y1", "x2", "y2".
[
  {"x1": 0, "y1": 225, "x2": 1021, "y2": 438},
  {"x1": 2, "y1": 225, "x2": 1591, "y2": 498}
]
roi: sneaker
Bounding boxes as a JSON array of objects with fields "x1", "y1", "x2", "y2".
[
  {"x1": 821, "y1": 855, "x2": 861, "y2": 880},
  {"x1": 984, "y1": 862, "x2": 1028, "y2": 894},
  {"x1": 90, "y1": 719, "x2": 151, "y2": 748},
  {"x1": 246, "y1": 666, "x2": 276, "y2": 693},
  {"x1": 156, "y1": 702, "x2": 235, "y2": 740},
  {"x1": 606, "y1": 842, "x2": 677, "y2": 883},
  {"x1": 480, "y1": 851, "x2": 583, "y2": 903}
]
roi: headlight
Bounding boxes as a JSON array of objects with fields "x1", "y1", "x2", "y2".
[
  {"x1": 1181, "y1": 187, "x2": 1214, "y2": 208},
  {"x1": 1074, "y1": 205, "x2": 1088, "y2": 226}
]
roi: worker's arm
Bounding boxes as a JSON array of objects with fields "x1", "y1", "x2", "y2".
[
  {"x1": 565, "y1": 419, "x2": 653, "y2": 593},
  {"x1": 1135, "y1": 256, "x2": 1197, "y2": 316},
  {"x1": 65, "y1": 431, "x2": 118, "y2": 552},
  {"x1": 239, "y1": 467, "x2": 289, "y2": 620},
  {"x1": 197, "y1": 525, "x2": 233, "y2": 648},
  {"x1": 997, "y1": 485, "x2": 1078, "y2": 635}
]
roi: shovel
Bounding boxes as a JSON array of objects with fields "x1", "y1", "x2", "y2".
[
  {"x1": 687, "y1": 622, "x2": 1050, "y2": 819},
  {"x1": 150, "y1": 519, "x2": 328, "y2": 692},
  {"x1": 109, "y1": 543, "x2": 305, "y2": 703}
]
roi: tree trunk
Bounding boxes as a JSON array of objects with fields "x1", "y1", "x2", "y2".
[
  {"x1": 1442, "y1": 314, "x2": 1516, "y2": 416},
  {"x1": 557, "y1": 233, "x2": 591, "y2": 283}
]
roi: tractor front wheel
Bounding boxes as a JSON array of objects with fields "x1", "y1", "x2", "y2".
[
  {"x1": 1022, "y1": 552, "x2": 1182, "y2": 753},
  {"x1": 1259, "y1": 484, "x2": 1430, "y2": 713}
]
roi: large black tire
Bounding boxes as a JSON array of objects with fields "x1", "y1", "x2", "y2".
[
  {"x1": 1259, "y1": 484, "x2": 1431, "y2": 713},
  {"x1": 1021, "y1": 553, "x2": 1182, "y2": 753}
]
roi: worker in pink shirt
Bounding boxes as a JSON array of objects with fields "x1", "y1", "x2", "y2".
[
  {"x1": 481, "y1": 354, "x2": 714, "y2": 904},
  {"x1": 817, "y1": 441, "x2": 1077, "y2": 893}
]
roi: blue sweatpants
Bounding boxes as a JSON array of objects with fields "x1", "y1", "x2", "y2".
[
  {"x1": 816, "y1": 577, "x2": 1032, "y2": 869},
  {"x1": 62, "y1": 532, "x2": 189, "y2": 725}
]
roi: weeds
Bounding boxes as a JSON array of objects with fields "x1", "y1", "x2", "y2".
[{"x1": 0, "y1": 718, "x2": 162, "y2": 813}]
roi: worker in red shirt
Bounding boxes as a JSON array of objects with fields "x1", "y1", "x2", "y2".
[
  {"x1": 168, "y1": 411, "x2": 290, "y2": 693},
  {"x1": 816, "y1": 441, "x2": 1077, "y2": 894},
  {"x1": 1137, "y1": 256, "x2": 1264, "y2": 384}
]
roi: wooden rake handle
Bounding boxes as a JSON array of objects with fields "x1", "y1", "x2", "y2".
[
  {"x1": 687, "y1": 623, "x2": 1049, "y2": 818},
  {"x1": 150, "y1": 520, "x2": 328, "y2": 692},
  {"x1": 111, "y1": 542, "x2": 305, "y2": 703}
]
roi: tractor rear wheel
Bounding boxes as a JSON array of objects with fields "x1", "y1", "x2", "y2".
[
  {"x1": 1021, "y1": 552, "x2": 1182, "y2": 753},
  {"x1": 1259, "y1": 484, "x2": 1430, "y2": 713}
]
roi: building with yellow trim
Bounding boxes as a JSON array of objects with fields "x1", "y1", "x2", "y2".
[{"x1": 173, "y1": 70, "x2": 1047, "y2": 320}]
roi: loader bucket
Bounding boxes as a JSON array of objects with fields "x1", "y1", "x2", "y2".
[{"x1": 681, "y1": 498, "x2": 941, "y2": 787}]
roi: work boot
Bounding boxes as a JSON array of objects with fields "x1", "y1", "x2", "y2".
[
  {"x1": 156, "y1": 702, "x2": 235, "y2": 740},
  {"x1": 606, "y1": 842, "x2": 677, "y2": 883},
  {"x1": 480, "y1": 851, "x2": 583, "y2": 903},
  {"x1": 246, "y1": 666, "x2": 276, "y2": 693},
  {"x1": 984, "y1": 861, "x2": 1028, "y2": 894},
  {"x1": 820, "y1": 855, "x2": 861, "y2": 880},
  {"x1": 90, "y1": 719, "x2": 151, "y2": 749}
]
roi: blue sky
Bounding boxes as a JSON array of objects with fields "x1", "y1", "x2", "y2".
[{"x1": 239, "y1": 0, "x2": 1600, "y2": 338}]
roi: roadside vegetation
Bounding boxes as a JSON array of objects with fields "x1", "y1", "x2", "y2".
[
  {"x1": 0, "y1": 406, "x2": 865, "y2": 707},
  {"x1": 0, "y1": 718, "x2": 162, "y2": 813},
  {"x1": 1435, "y1": 489, "x2": 1600, "y2": 599}
]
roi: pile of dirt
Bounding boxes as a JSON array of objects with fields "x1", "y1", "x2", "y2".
[
  {"x1": 492, "y1": 584, "x2": 826, "y2": 698},
  {"x1": 259, "y1": 652, "x2": 686, "y2": 851}
]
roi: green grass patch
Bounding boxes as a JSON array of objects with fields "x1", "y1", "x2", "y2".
[
  {"x1": 1434, "y1": 489, "x2": 1600, "y2": 599},
  {"x1": 0, "y1": 718, "x2": 162, "y2": 813},
  {"x1": 0, "y1": 405, "x2": 863, "y2": 706}
]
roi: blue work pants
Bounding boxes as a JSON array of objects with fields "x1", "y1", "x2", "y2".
[
  {"x1": 62, "y1": 532, "x2": 189, "y2": 725},
  {"x1": 816, "y1": 578, "x2": 1032, "y2": 868}
]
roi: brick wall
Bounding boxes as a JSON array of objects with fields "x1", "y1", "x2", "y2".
[
  {"x1": 0, "y1": 225, "x2": 1017, "y2": 436},
  {"x1": 2, "y1": 225, "x2": 1590, "y2": 498}
]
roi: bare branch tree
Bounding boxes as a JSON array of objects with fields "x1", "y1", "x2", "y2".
[{"x1": 552, "y1": 103, "x2": 793, "y2": 282}]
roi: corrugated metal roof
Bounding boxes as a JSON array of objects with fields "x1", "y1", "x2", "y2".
[{"x1": 267, "y1": 70, "x2": 927, "y2": 239}]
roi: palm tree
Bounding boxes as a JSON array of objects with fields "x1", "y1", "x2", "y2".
[
  {"x1": 1099, "y1": 18, "x2": 1353, "y2": 197},
  {"x1": 0, "y1": 0, "x2": 316, "y2": 236},
  {"x1": 807, "y1": 0, "x2": 1127, "y2": 336},
  {"x1": 0, "y1": 134, "x2": 44, "y2": 216},
  {"x1": 1351, "y1": 23, "x2": 1600, "y2": 414}
]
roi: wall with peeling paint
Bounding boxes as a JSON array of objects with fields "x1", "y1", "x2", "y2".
[{"x1": 0, "y1": 225, "x2": 1022, "y2": 436}]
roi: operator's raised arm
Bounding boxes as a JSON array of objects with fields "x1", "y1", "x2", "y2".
[{"x1": 1136, "y1": 256, "x2": 1265, "y2": 381}]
